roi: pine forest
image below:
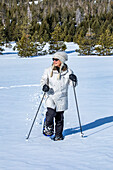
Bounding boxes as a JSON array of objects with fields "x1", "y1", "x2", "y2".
[{"x1": 0, "y1": 0, "x2": 113, "y2": 56}]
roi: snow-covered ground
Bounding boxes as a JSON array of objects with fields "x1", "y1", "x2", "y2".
[{"x1": 0, "y1": 43, "x2": 113, "y2": 170}]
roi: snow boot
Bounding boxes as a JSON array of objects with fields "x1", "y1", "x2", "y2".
[{"x1": 52, "y1": 135, "x2": 64, "y2": 141}]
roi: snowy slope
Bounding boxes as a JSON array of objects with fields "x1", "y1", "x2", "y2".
[{"x1": 0, "y1": 45, "x2": 113, "y2": 170}]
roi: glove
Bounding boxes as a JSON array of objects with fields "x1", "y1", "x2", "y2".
[
  {"x1": 42, "y1": 84, "x2": 49, "y2": 92},
  {"x1": 69, "y1": 74, "x2": 78, "y2": 85}
]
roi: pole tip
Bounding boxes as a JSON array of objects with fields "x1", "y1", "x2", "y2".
[
  {"x1": 26, "y1": 138, "x2": 29, "y2": 141},
  {"x1": 80, "y1": 133, "x2": 84, "y2": 137},
  {"x1": 26, "y1": 135, "x2": 29, "y2": 140}
]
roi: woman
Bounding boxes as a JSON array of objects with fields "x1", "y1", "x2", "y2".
[{"x1": 41, "y1": 51, "x2": 77, "y2": 141}]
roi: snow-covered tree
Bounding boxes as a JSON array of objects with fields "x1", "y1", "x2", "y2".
[{"x1": 76, "y1": 8, "x2": 82, "y2": 26}]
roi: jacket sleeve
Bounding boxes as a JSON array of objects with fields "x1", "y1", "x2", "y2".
[
  {"x1": 68, "y1": 69, "x2": 73, "y2": 86},
  {"x1": 40, "y1": 68, "x2": 49, "y2": 87}
]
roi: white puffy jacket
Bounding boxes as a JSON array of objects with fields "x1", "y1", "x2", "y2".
[{"x1": 41, "y1": 65, "x2": 73, "y2": 112}]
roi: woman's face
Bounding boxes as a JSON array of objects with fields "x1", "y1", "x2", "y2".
[{"x1": 53, "y1": 58, "x2": 62, "y2": 67}]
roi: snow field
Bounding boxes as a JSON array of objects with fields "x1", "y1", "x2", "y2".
[{"x1": 0, "y1": 44, "x2": 113, "y2": 169}]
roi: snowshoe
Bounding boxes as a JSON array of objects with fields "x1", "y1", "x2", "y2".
[{"x1": 43, "y1": 118, "x2": 54, "y2": 136}]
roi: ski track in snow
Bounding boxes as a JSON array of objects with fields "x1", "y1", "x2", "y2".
[
  {"x1": 26, "y1": 92, "x2": 46, "y2": 127},
  {"x1": 0, "y1": 82, "x2": 46, "y2": 127},
  {"x1": 0, "y1": 81, "x2": 46, "y2": 127},
  {"x1": 0, "y1": 84, "x2": 40, "y2": 90}
]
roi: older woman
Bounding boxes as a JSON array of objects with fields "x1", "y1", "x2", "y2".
[{"x1": 41, "y1": 51, "x2": 77, "y2": 141}]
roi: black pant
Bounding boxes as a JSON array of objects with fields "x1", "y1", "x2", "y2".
[{"x1": 46, "y1": 107, "x2": 64, "y2": 137}]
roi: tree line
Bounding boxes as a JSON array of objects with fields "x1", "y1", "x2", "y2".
[{"x1": 0, "y1": 0, "x2": 113, "y2": 56}]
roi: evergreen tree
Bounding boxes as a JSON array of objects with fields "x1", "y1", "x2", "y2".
[
  {"x1": 49, "y1": 39, "x2": 66, "y2": 54},
  {"x1": 39, "y1": 19, "x2": 50, "y2": 41},
  {"x1": 0, "y1": 25, "x2": 4, "y2": 54},
  {"x1": 92, "y1": 18, "x2": 101, "y2": 35},
  {"x1": 51, "y1": 23, "x2": 63, "y2": 41},
  {"x1": 65, "y1": 34, "x2": 72, "y2": 42},
  {"x1": 68, "y1": 23, "x2": 76, "y2": 37},
  {"x1": 15, "y1": 33, "x2": 37, "y2": 57},
  {"x1": 43, "y1": 30, "x2": 50, "y2": 42},
  {"x1": 62, "y1": 24, "x2": 68, "y2": 41},
  {"x1": 76, "y1": 36, "x2": 95, "y2": 55},
  {"x1": 75, "y1": 27, "x2": 96, "y2": 55},
  {"x1": 32, "y1": 30, "x2": 40, "y2": 43},
  {"x1": 13, "y1": 23, "x2": 22, "y2": 41},
  {"x1": 95, "y1": 29, "x2": 113, "y2": 55},
  {"x1": 20, "y1": 16, "x2": 31, "y2": 35},
  {"x1": 49, "y1": 23, "x2": 66, "y2": 53}
]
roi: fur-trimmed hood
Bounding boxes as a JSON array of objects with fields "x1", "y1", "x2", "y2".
[
  {"x1": 52, "y1": 63, "x2": 68, "y2": 71},
  {"x1": 50, "y1": 64, "x2": 68, "y2": 79}
]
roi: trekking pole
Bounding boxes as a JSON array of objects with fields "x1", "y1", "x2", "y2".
[
  {"x1": 26, "y1": 92, "x2": 46, "y2": 140},
  {"x1": 72, "y1": 82, "x2": 84, "y2": 137}
]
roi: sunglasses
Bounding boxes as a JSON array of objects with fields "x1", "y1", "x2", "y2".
[{"x1": 52, "y1": 58, "x2": 59, "y2": 61}]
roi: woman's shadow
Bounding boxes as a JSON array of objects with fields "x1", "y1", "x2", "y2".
[{"x1": 63, "y1": 116, "x2": 113, "y2": 137}]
